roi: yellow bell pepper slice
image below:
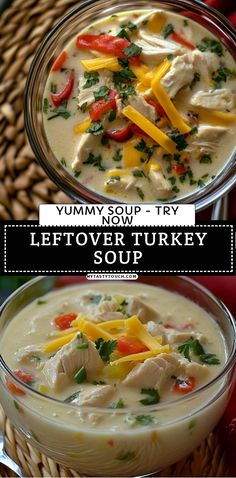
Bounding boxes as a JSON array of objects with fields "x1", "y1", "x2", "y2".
[
  {"x1": 151, "y1": 75, "x2": 191, "y2": 134},
  {"x1": 122, "y1": 105, "x2": 177, "y2": 154},
  {"x1": 148, "y1": 11, "x2": 166, "y2": 33},
  {"x1": 195, "y1": 108, "x2": 236, "y2": 126},
  {"x1": 80, "y1": 56, "x2": 120, "y2": 72},
  {"x1": 153, "y1": 59, "x2": 171, "y2": 82},
  {"x1": 123, "y1": 138, "x2": 145, "y2": 168},
  {"x1": 74, "y1": 119, "x2": 91, "y2": 135}
]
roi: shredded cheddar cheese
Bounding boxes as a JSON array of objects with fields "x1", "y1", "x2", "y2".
[
  {"x1": 80, "y1": 56, "x2": 120, "y2": 72},
  {"x1": 43, "y1": 332, "x2": 76, "y2": 353},
  {"x1": 111, "y1": 346, "x2": 170, "y2": 365},
  {"x1": 126, "y1": 316, "x2": 163, "y2": 351},
  {"x1": 74, "y1": 119, "x2": 91, "y2": 135}
]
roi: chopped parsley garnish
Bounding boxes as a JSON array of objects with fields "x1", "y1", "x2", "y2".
[
  {"x1": 190, "y1": 126, "x2": 198, "y2": 135},
  {"x1": 140, "y1": 388, "x2": 160, "y2": 405},
  {"x1": 113, "y1": 149, "x2": 122, "y2": 162},
  {"x1": 163, "y1": 23, "x2": 174, "y2": 39},
  {"x1": 77, "y1": 332, "x2": 84, "y2": 339},
  {"x1": 48, "y1": 110, "x2": 71, "y2": 120},
  {"x1": 117, "y1": 28, "x2": 131, "y2": 41},
  {"x1": 110, "y1": 398, "x2": 125, "y2": 409},
  {"x1": 79, "y1": 102, "x2": 87, "y2": 112},
  {"x1": 107, "y1": 176, "x2": 121, "y2": 184},
  {"x1": 108, "y1": 109, "x2": 116, "y2": 122},
  {"x1": 212, "y1": 67, "x2": 236, "y2": 88},
  {"x1": 60, "y1": 158, "x2": 67, "y2": 167},
  {"x1": 118, "y1": 68, "x2": 137, "y2": 80},
  {"x1": 133, "y1": 169, "x2": 146, "y2": 178},
  {"x1": 95, "y1": 338, "x2": 117, "y2": 362},
  {"x1": 178, "y1": 337, "x2": 219, "y2": 365},
  {"x1": 74, "y1": 366, "x2": 87, "y2": 384},
  {"x1": 74, "y1": 170, "x2": 81, "y2": 177},
  {"x1": 168, "y1": 176, "x2": 176, "y2": 185},
  {"x1": 135, "y1": 414, "x2": 154, "y2": 426},
  {"x1": 83, "y1": 152, "x2": 105, "y2": 171},
  {"x1": 121, "y1": 21, "x2": 137, "y2": 31},
  {"x1": 183, "y1": 19, "x2": 189, "y2": 26},
  {"x1": 190, "y1": 72, "x2": 201, "y2": 89},
  {"x1": 77, "y1": 343, "x2": 89, "y2": 350},
  {"x1": 167, "y1": 54, "x2": 174, "y2": 61},
  {"x1": 200, "y1": 154, "x2": 212, "y2": 164},
  {"x1": 198, "y1": 178, "x2": 205, "y2": 188},
  {"x1": 135, "y1": 139, "x2": 154, "y2": 160},
  {"x1": 199, "y1": 353, "x2": 220, "y2": 365},
  {"x1": 172, "y1": 185, "x2": 180, "y2": 193},
  {"x1": 136, "y1": 187, "x2": 144, "y2": 201},
  {"x1": 64, "y1": 391, "x2": 80, "y2": 403},
  {"x1": 94, "y1": 85, "x2": 110, "y2": 102},
  {"x1": 169, "y1": 130, "x2": 188, "y2": 151},
  {"x1": 60, "y1": 99, "x2": 68, "y2": 109},
  {"x1": 83, "y1": 71, "x2": 99, "y2": 89},
  {"x1": 117, "y1": 451, "x2": 135, "y2": 461},
  {"x1": 86, "y1": 121, "x2": 104, "y2": 136},
  {"x1": 163, "y1": 153, "x2": 172, "y2": 161},
  {"x1": 123, "y1": 43, "x2": 142, "y2": 58},
  {"x1": 13, "y1": 400, "x2": 20, "y2": 411},
  {"x1": 101, "y1": 135, "x2": 109, "y2": 145},
  {"x1": 197, "y1": 37, "x2": 224, "y2": 57},
  {"x1": 37, "y1": 300, "x2": 46, "y2": 305},
  {"x1": 118, "y1": 58, "x2": 129, "y2": 68},
  {"x1": 50, "y1": 82, "x2": 57, "y2": 93},
  {"x1": 31, "y1": 355, "x2": 41, "y2": 362},
  {"x1": 43, "y1": 98, "x2": 48, "y2": 114}
]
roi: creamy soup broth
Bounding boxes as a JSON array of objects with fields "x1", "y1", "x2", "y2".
[{"x1": 43, "y1": 9, "x2": 236, "y2": 203}]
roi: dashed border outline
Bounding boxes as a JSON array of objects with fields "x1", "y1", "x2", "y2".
[{"x1": 4, "y1": 224, "x2": 234, "y2": 273}]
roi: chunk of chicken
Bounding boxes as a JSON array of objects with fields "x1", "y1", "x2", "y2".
[
  {"x1": 146, "y1": 321, "x2": 205, "y2": 345},
  {"x1": 71, "y1": 133, "x2": 100, "y2": 172},
  {"x1": 126, "y1": 297, "x2": 159, "y2": 323},
  {"x1": 161, "y1": 54, "x2": 194, "y2": 98},
  {"x1": 123, "y1": 353, "x2": 179, "y2": 389},
  {"x1": 192, "y1": 50, "x2": 219, "y2": 87},
  {"x1": 190, "y1": 88, "x2": 235, "y2": 111},
  {"x1": 42, "y1": 334, "x2": 103, "y2": 390},
  {"x1": 186, "y1": 124, "x2": 227, "y2": 155},
  {"x1": 77, "y1": 71, "x2": 113, "y2": 107},
  {"x1": 136, "y1": 32, "x2": 183, "y2": 65},
  {"x1": 128, "y1": 95, "x2": 156, "y2": 122},
  {"x1": 149, "y1": 167, "x2": 172, "y2": 198},
  {"x1": 105, "y1": 171, "x2": 137, "y2": 193},
  {"x1": 95, "y1": 299, "x2": 124, "y2": 322},
  {"x1": 15, "y1": 345, "x2": 42, "y2": 364},
  {"x1": 177, "y1": 355, "x2": 208, "y2": 379},
  {"x1": 73, "y1": 385, "x2": 115, "y2": 407}
]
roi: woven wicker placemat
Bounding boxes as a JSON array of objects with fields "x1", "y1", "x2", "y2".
[
  {"x1": 0, "y1": 405, "x2": 229, "y2": 478},
  {"x1": 0, "y1": 0, "x2": 78, "y2": 220}
]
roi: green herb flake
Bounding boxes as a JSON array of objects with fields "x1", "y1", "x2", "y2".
[
  {"x1": 123, "y1": 43, "x2": 142, "y2": 58},
  {"x1": 136, "y1": 186, "x2": 144, "y2": 201},
  {"x1": 74, "y1": 366, "x2": 87, "y2": 384},
  {"x1": 212, "y1": 67, "x2": 236, "y2": 88},
  {"x1": 172, "y1": 185, "x2": 180, "y2": 193},
  {"x1": 133, "y1": 169, "x2": 146, "y2": 178},
  {"x1": 87, "y1": 121, "x2": 104, "y2": 137},
  {"x1": 43, "y1": 98, "x2": 48, "y2": 114},
  {"x1": 135, "y1": 414, "x2": 154, "y2": 426},
  {"x1": 110, "y1": 398, "x2": 125, "y2": 409},
  {"x1": 169, "y1": 130, "x2": 188, "y2": 151},
  {"x1": 167, "y1": 54, "x2": 174, "y2": 61},
  {"x1": 77, "y1": 343, "x2": 89, "y2": 350},
  {"x1": 47, "y1": 110, "x2": 71, "y2": 121},
  {"x1": 117, "y1": 29, "x2": 130, "y2": 41},
  {"x1": 190, "y1": 72, "x2": 201, "y2": 89},
  {"x1": 118, "y1": 58, "x2": 129, "y2": 68},
  {"x1": 37, "y1": 300, "x2": 46, "y2": 305},
  {"x1": 113, "y1": 149, "x2": 122, "y2": 162},
  {"x1": 77, "y1": 332, "x2": 84, "y2": 339},
  {"x1": 198, "y1": 178, "x2": 205, "y2": 188},
  {"x1": 121, "y1": 21, "x2": 137, "y2": 31},
  {"x1": 74, "y1": 170, "x2": 81, "y2": 178},
  {"x1": 13, "y1": 400, "x2": 20, "y2": 411},
  {"x1": 79, "y1": 102, "x2": 88, "y2": 112},
  {"x1": 92, "y1": 380, "x2": 107, "y2": 385},
  {"x1": 64, "y1": 391, "x2": 80, "y2": 403},
  {"x1": 190, "y1": 126, "x2": 198, "y2": 135},
  {"x1": 140, "y1": 388, "x2": 160, "y2": 406},
  {"x1": 94, "y1": 85, "x2": 110, "y2": 102},
  {"x1": 168, "y1": 176, "x2": 176, "y2": 185},
  {"x1": 200, "y1": 353, "x2": 220, "y2": 365},
  {"x1": 163, "y1": 23, "x2": 174, "y2": 39},
  {"x1": 83, "y1": 71, "x2": 99, "y2": 89},
  {"x1": 200, "y1": 154, "x2": 212, "y2": 164},
  {"x1": 101, "y1": 135, "x2": 109, "y2": 145},
  {"x1": 107, "y1": 175, "x2": 121, "y2": 185},
  {"x1": 50, "y1": 82, "x2": 57, "y2": 93},
  {"x1": 95, "y1": 338, "x2": 117, "y2": 362},
  {"x1": 108, "y1": 109, "x2": 116, "y2": 122},
  {"x1": 183, "y1": 19, "x2": 189, "y2": 26},
  {"x1": 135, "y1": 139, "x2": 154, "y2": 160},
  {"x1": 117, "y1": 451, "x2": 135, "y2": 461},
  {"x1": 60, "y1": 158, "x2": 67, "y2": 167},
  {"x1": 197, "y1": 37, "x2": 224, "y2": 57},
  {"x1": 31, "y1": 355, "x2": 41, "y2": 362}
]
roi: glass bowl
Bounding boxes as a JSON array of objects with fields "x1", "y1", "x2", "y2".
[
  {"x1": 24, "y1": 0, "x2": 236, "y2": 210},
  {"x1": 0, "y1": 276, "x2": 235, "y2": 477}
]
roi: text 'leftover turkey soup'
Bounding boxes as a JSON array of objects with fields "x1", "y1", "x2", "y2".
[{"x1": 42, "y1": 9, "x2": 236, "y2": 203}]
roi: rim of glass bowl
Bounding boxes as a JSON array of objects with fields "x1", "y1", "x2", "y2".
[
  {"x1": 24, "y1": 0, "x2": 236, "y2": 210},
  {"x1": 0, "y1": 275, "x2": 235, "y2": 415}
]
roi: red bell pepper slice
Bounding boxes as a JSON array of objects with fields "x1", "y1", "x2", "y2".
[
  {"x1": 90, "y1": 90, "x2": 117, "y2": 121},
  {"x1": 130, "y1": 123, "x2": 150, "y2": 139},
  {"x1": 105, "y1": 124, "x2": 133, "y2": 142},
  {"x1": 54, "y1": 312, "x2": 78, "y2": 330},
  {"x1": 172, "y1": 376, "x2": 195, "y2": 394},
  {"x1": 52, "y1": 51, "x2": 68, "y2": 72},
  {"x1": 117, "y1": 336, "x2": 148, "y2": 355},
  {"x1": 76, "y1": 34, "x2": 140, "y2": 64},
  {"x1": 6, "y1": 369, "x2": 34, "y2": 396},
  {"x1": 171, "y1": 32, "x2": 195, "y2": 50},
  {"x1": 172, "y1": 163, "x2": 187, "y2": 175},
  {"x1": 51, "y1": 70, "x2": 75, "y2": 107}
]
